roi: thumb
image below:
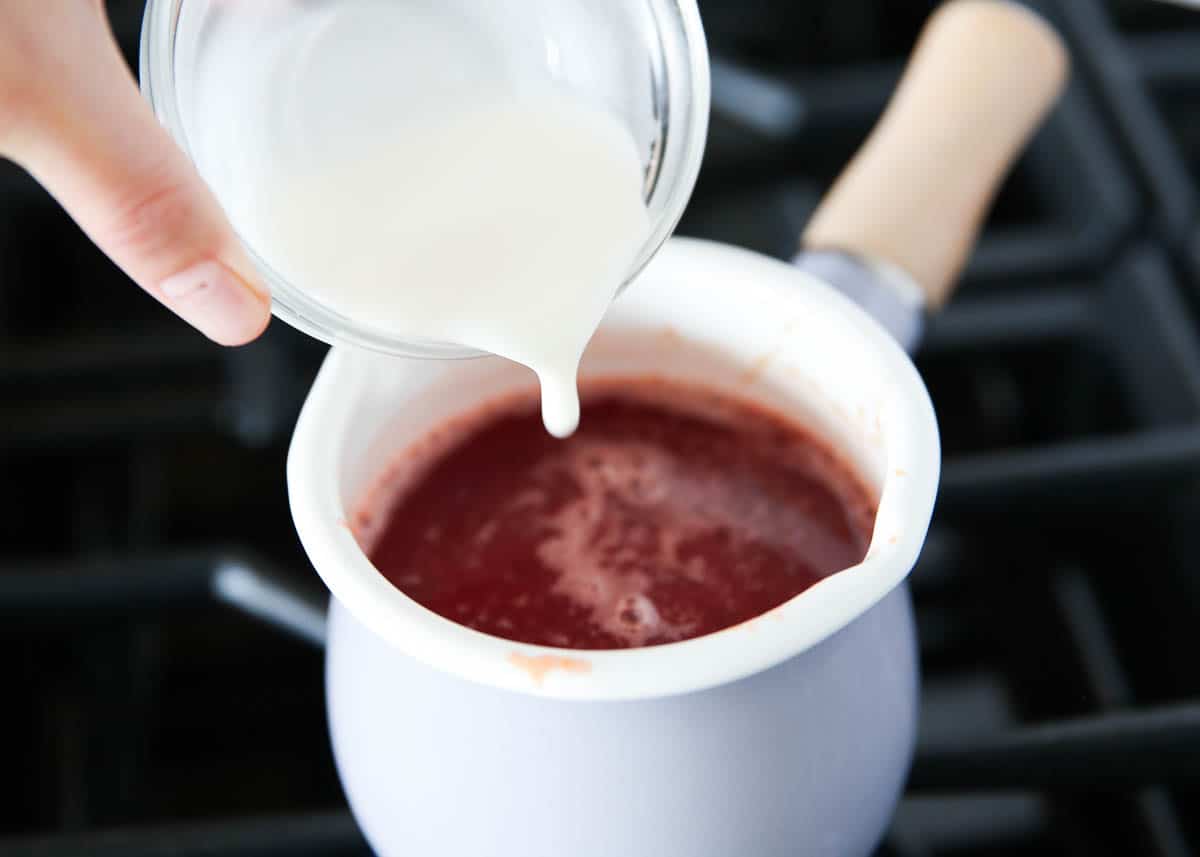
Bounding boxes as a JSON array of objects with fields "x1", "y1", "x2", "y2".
[{"x1": 0, "y1": 3, "x2": 270, "y2": 346}]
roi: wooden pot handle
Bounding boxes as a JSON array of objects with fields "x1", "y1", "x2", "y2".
[{"x1": 801, "y1": 0, "x2": 1070, "y2": 307}]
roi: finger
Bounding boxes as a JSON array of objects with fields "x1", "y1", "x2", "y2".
[{"x1": 0, "y1": 3, "x2": 270, "y2": 346}]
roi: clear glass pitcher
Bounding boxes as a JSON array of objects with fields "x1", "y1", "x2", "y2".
[{"x1": 140, "y1": 0, "x2": 710, "y2": 358}]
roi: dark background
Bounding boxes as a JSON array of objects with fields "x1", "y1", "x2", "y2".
[{"x1": 3, "y1": 0, "x2": 1200, "y2": 854}]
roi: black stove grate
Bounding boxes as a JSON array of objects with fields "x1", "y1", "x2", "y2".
[{"x1": 3, "y1": 1, "x2": 1200, "y2": 855}]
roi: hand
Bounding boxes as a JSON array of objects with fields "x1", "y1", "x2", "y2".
[{"x1": 0, "y1": 1, "x2": 270, "y2": 346}]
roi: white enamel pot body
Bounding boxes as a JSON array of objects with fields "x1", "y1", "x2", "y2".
[{"x1": 289, "y1": 238, "x2": 940, "y2": 857}]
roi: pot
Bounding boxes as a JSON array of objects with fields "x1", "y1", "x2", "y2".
[{"x1": 287, "y1": 3, "x2": 1068, "y2": 855}]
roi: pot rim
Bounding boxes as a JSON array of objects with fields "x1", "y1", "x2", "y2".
[{"x1": 288, "y1": 238, "x2": 940, "y2": 701}]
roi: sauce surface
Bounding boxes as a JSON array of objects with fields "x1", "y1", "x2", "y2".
[{"x1": 362, "y1": 381, "x2": 877, "y2": 649}]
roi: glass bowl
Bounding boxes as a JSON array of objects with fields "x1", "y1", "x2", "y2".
[{"x1": 140, "y1": 0, "x2": 710, "y2": 359}]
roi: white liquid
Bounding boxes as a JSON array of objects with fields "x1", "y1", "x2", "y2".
[{"x1": 181, "y1": 1, "x2": 651, "y2": 437}]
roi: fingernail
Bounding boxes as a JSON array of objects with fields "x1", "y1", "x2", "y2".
[{"x1": 159, "y1": 261, "x2": 270, "y2": 346}]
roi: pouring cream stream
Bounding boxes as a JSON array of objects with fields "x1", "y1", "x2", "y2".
[{"x1": 181, "y1": 0, "x2": 650, "y2": 437}]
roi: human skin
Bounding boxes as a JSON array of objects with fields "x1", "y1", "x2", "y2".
[{"x1": 0, "y1": 0, "x2": 270, "y2": 346}]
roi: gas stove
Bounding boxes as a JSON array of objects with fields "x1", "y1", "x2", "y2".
[{"x1": 2, "y1": 1, "x2": 1200, "y2": 854}]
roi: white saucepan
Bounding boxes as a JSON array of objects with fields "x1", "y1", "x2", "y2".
[{"x1": 287, "y1": 4, "x2": 1068, "y2": 855}]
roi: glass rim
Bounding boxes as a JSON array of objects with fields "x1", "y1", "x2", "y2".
[{"x1": 140, "y1": 0, "x2": 711, "y2": 360}]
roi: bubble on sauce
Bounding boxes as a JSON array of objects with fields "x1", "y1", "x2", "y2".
[{"x1": 615, "y1": 594, "x2": 661, "y2": 632}]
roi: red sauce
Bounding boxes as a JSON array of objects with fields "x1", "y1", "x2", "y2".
[{"x1": 362, "y1": 380, "x2": 876, "y2": 650}]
